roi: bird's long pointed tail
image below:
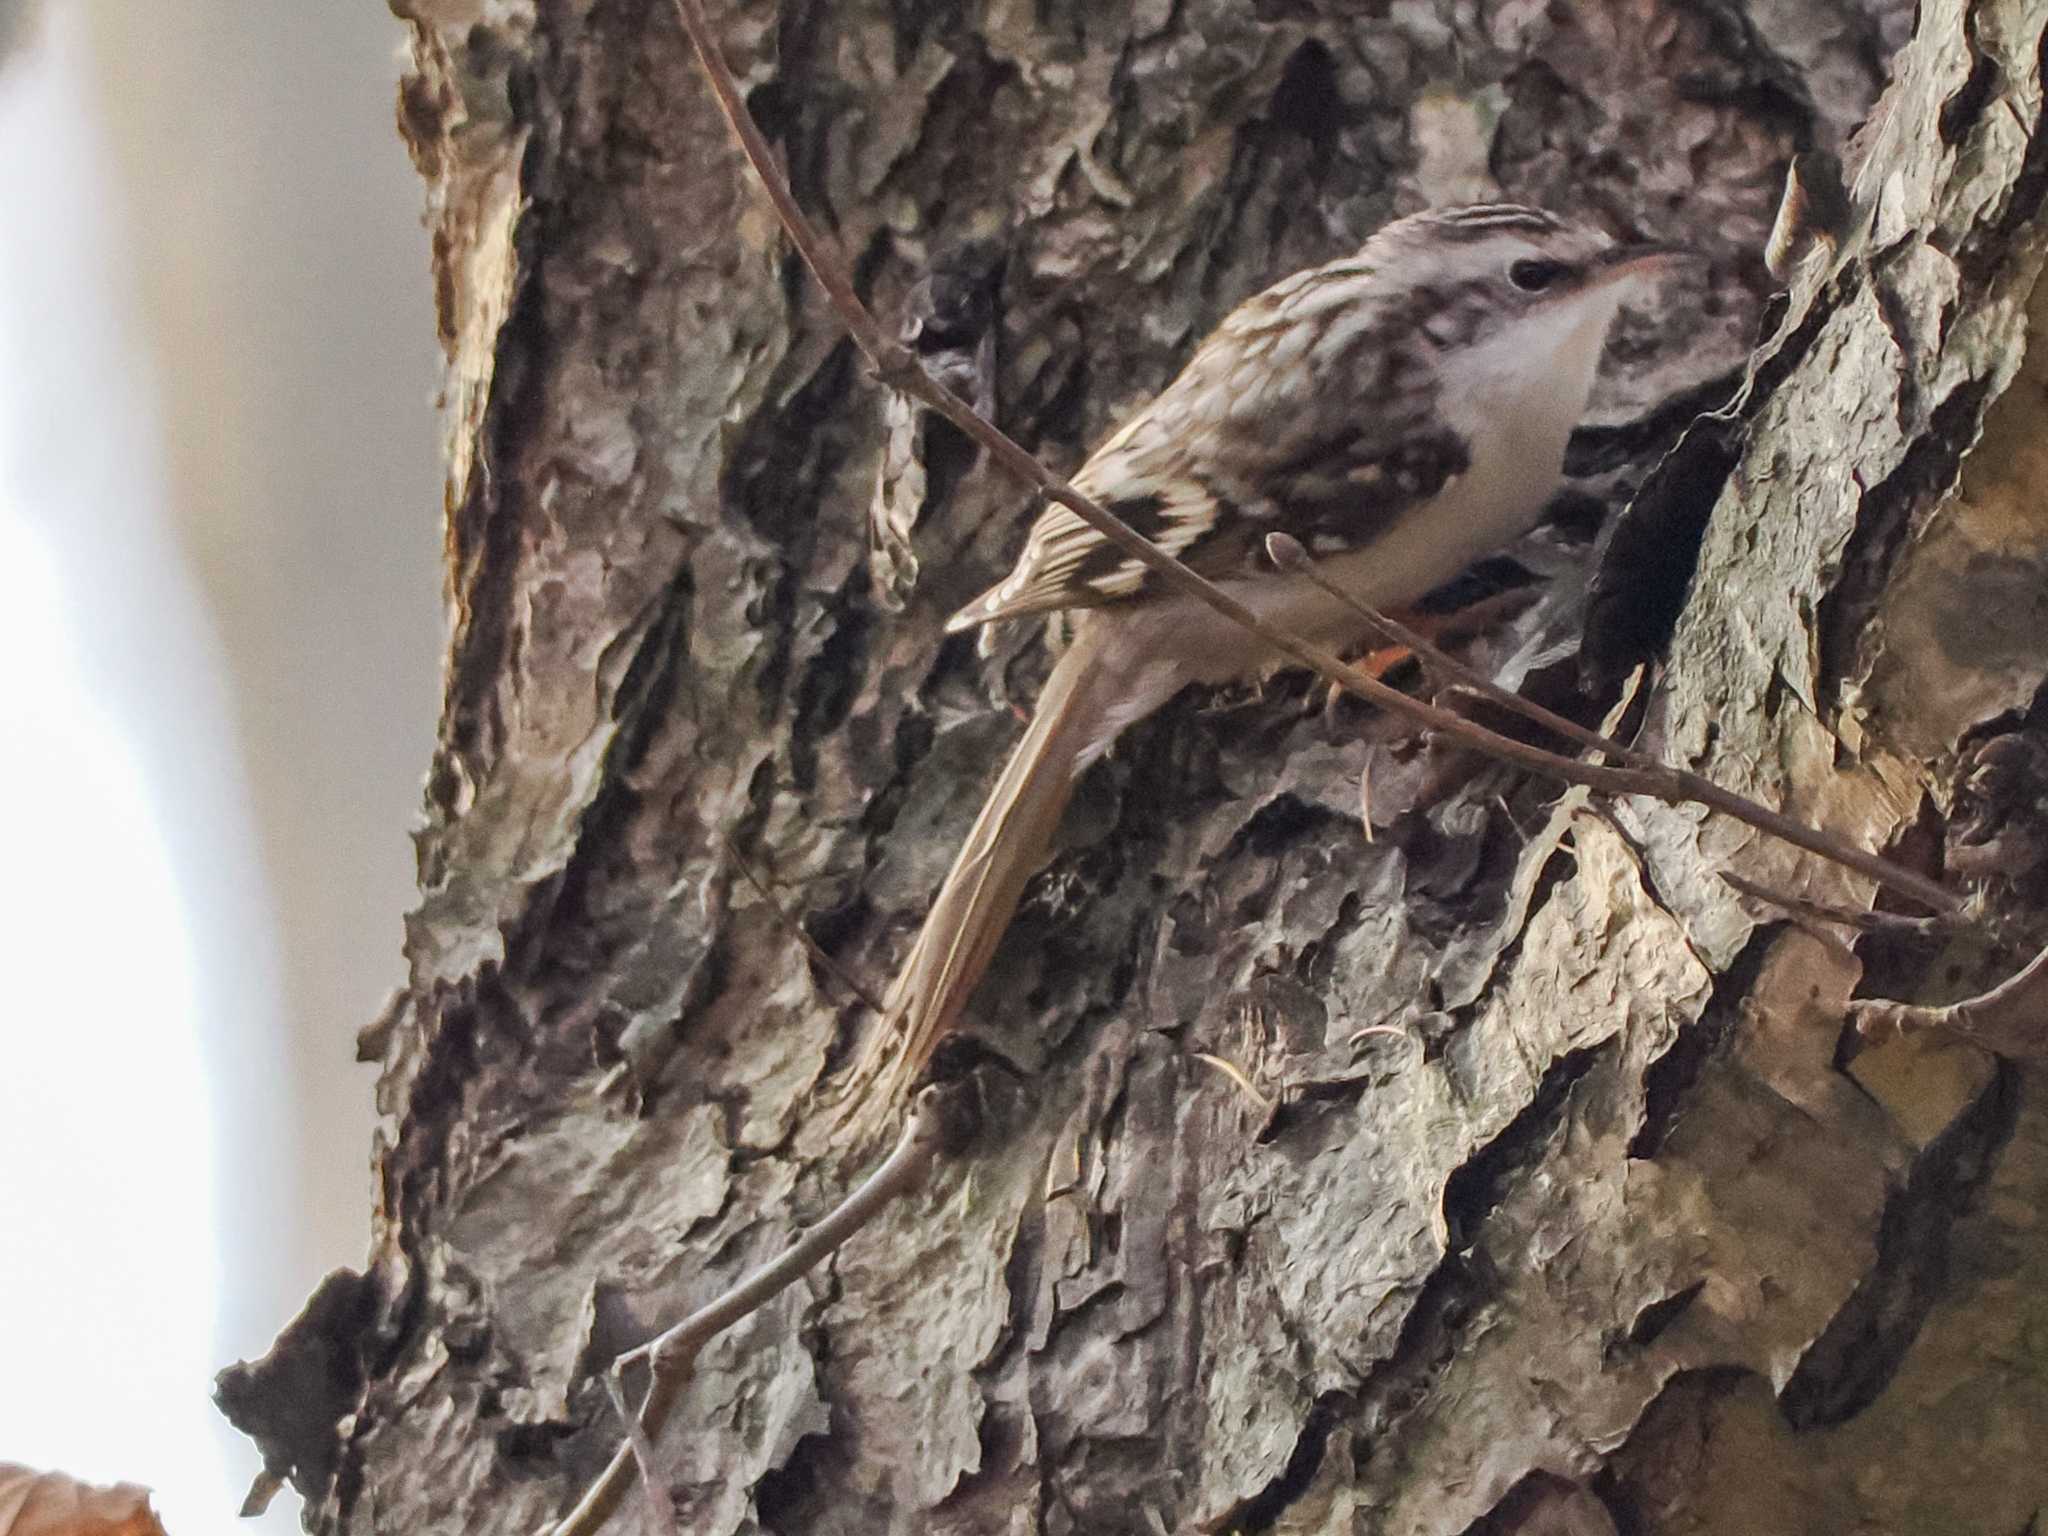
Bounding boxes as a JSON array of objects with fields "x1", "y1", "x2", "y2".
[{"x1": 832, "y1": 620, "x2": 1124, "y2": 1127}]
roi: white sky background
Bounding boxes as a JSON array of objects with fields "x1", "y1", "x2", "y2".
[{"x1": 0, "y1": 4, "x2": 439, "y2": 1530}]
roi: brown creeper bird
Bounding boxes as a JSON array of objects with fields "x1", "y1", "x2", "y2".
[{"x1": 842, "y1": 203, "x2": 1683, "y2": 1119}]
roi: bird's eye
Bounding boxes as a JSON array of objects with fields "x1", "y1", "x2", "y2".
[{"x1": 1508, "y1": 258, "x2": 1570, "y2": 292}]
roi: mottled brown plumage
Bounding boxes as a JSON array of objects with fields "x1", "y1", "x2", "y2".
[
  {"x1": 948, "y1": 205, "x2": 1610, "y2": 632},
  {"x1": 837, "y1": 203, "x2": 1681, "y2": 1125}
]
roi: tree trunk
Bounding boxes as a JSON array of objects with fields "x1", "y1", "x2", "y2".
[{"x1": 220, "y1": 1, "x2": 2048, "y2": 1532}]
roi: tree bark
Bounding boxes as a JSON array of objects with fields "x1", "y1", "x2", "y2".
[{"x1": 220, "y1": 1, "x2": 2048, "y2": 1532}]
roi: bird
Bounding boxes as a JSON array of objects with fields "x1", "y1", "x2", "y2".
[{"x1": 838, "y1": 203, "x2": 1684, "y2": 1123}]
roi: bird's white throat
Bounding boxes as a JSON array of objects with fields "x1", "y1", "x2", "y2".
[
  {"x1": 1150, "y1": 276, "x2": 1640, "y2": 697},
  {"x1": 1434, "y1": 281, "x2": 1631, "y2": 557}
]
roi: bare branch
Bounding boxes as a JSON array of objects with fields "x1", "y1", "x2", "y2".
[
  {"x1": 1264, "y1": 533, "x2": 1652, "y2": 768},
  {"x1": 1719, "y1": 871, "x2": 1957, "y2": 939},
  {"x1": 600, "y1": 1374, "x2": 678, "y2": 1536},
  {"x1": 1263, "y1": 534, "x2": 1960, "y2": 916},
  {"x1": 543, "y1": 1089, "x2": 953, "y2": 1536}
]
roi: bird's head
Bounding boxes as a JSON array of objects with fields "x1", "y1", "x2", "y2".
[
  {"x1": 1365, "y1": 203, "x2": 1688, "y2": 357},
  {"x1": 1350, "y1": 203, "x2": 1688, "y2": 426}
]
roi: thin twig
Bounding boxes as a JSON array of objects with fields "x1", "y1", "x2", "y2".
[
  {"x1": 1719, "y1": 871, "x2": 1956, "y2": 938},
  {"x1": 1262, "y1": 534, "x2": 1958, "y2": 916},
  {"x1": 1267, "y1": 532, "x2": 1656, "y2": 771},
  {"x1": 719, "y1": 828, "x2": 887, "y2": 1014},
  {"x1": 543, "y1": 1090, "x2": 951, "y2": 1536},
  {"x1": 1851, "y1": 941, "x2": 2048, "y2": 1056},
  {"x1": 620, "y1": 1092, "x2": 942, "y2": 1369},
  {"x1": 600, "y1": 1375, "x2": 678, "y2": 1536},
  {"x1": 666, "y1": 0, "x2": 1959, "y2": 919}
]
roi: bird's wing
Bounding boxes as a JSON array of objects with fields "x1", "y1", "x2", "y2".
[{"x1": 945, "y1": 262, "x2": 1465, "y2": 632}]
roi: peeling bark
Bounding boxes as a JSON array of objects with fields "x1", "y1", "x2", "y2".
[{"x1": 221, "y1": 1, "x2": 2048, "y2": 1533}]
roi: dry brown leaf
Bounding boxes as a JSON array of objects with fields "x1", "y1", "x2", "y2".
[{"x1": 0, "y1": 1465, "x2": 168, "y2": 1536}]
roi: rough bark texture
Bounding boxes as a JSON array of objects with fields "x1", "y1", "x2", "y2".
[{"x1": 221, "y1": 0, "x2": 2048, "y2": 1532}]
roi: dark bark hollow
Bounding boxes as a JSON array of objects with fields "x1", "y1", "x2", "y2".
[{"x1": 220, "y1": 2, "x2": 2048, "y2": 1532}]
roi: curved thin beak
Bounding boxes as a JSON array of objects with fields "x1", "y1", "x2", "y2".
[{"x1": 1590, "y1": 241, "x2": 1697, "y2": 287}]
